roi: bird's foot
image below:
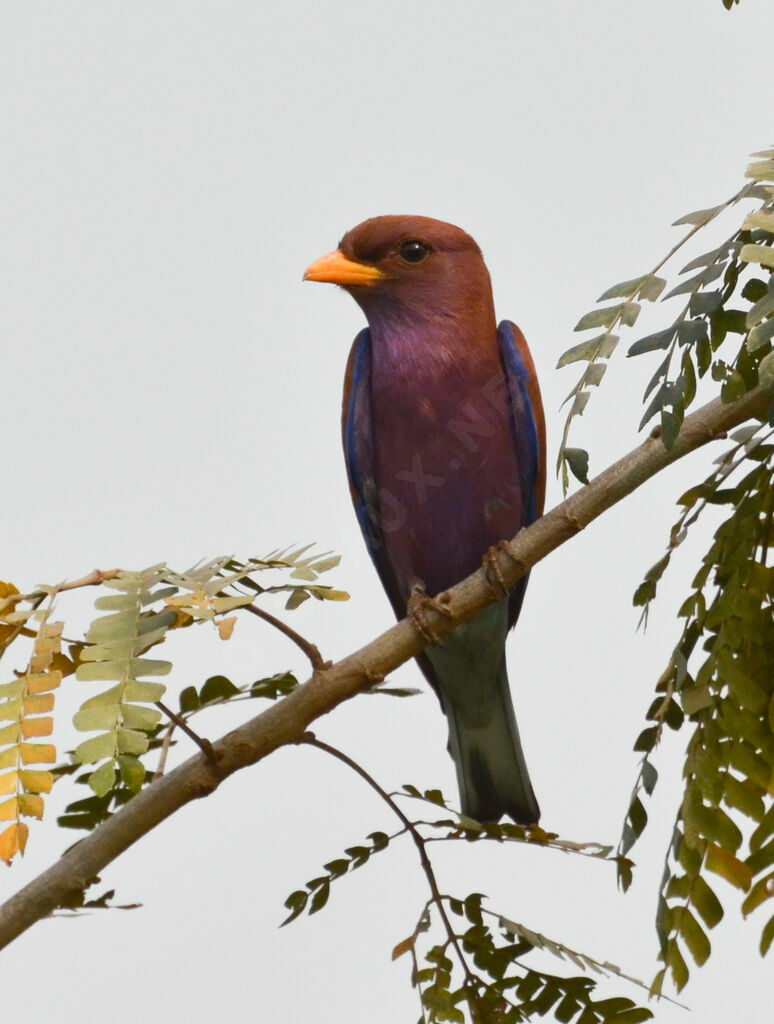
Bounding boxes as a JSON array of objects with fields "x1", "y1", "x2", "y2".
[
  {"x1": 482, "y1": 540, "x2": 523, "y2": 596},
  {"x1": 407, "y1": 583, "x2": 452, "y2": 646}
]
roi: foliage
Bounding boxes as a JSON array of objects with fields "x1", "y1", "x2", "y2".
[
  {"x1": 0, "y1": 550, "x2": 342, "y2": 859},
  {"x1": 619, "y1": 423, "x2": 774, "y2": 991},
  {"x1": 283, "y1": 782, "x2": 656, "y2": 1023},
  {"x1": 557, "y1": 146, "x2": 774, "y2": 994},
  {"x1": 0, "y1": 598, "x2": 65, "y2": 864},
  {"x1": 557, "y1": 150, "x2": 774, "y2": 488}
]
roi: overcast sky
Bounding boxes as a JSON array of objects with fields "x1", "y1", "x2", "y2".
[{"x1": 2, "y1": 2, "x2": 774, "y2": 1021}]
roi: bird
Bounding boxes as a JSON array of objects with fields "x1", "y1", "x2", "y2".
[{"x1": 304, "y1": 215, "x2": 545, "y2": 824}]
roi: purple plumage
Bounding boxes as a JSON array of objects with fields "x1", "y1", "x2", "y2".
[{"x1": 305, "y1": 216, "x2": 546, "y2": 823}]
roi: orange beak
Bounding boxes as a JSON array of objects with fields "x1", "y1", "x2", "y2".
[{"x1": 303, "y1": 249, "x2": 385, "y2": 287}]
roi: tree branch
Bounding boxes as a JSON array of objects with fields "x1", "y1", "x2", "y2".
[
  {"x1": 0, "y1": 386, "x2": 768, "y2": 951},
  {"x1": 240, "y1": 602, "x2": 328, "y2": 671}
]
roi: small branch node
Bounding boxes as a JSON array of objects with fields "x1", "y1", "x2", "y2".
[
  {"x1": 561, "y1": 508, "x2": 585, "y2": 534},
  {"x1": 155, "y1": 701, "x2": 221, "y2": 768}
]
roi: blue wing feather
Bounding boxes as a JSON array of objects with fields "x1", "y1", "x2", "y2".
[
  {"x1": 343, "y1": 329, "x2": 407, "y2": 623},
  {"x1": 496, "y1": 320, "x2": 546, "y2": 628}
]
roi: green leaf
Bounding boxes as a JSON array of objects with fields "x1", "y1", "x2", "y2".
[
  {"x1": 634, "y1": 726, "x2": 658, "y2": 752},
  {"x1": 746, "y1": 840, "x2": 774, "y2": 878},
  {"x1": 741, "y1": 243, "x2": 774, "y2": 270},
  {"x1": 88, "y1": 759, "x2": 116, "y2": 797},
  {"x1": 665, "y1": 940, "x2": 689, "y2": 991},
  {"x1": 574, "y1": 304, "x2": 625, "y2": 332},
  {"x1": 705, "y1": 843, "x2": 752, "y2": 891},
  {"x1": 664, "y1": 264, "x2": 724, "y2": 299},
  {"x1": 75, "y1": 732, "x2": 116, "y2": 765},
  {"x1": 123, "y1": 680, "x2": 166, "y2": 703},
  {"x1": 250, "y1": 672, "x2": 299, "y2": 700},
  {"x1": 199, "y1": 675, "x2": 240, "y2": 704},
  {"x1": 724, "y1": 776, "x2": 765, "y2": 823},
  {"x1": 761, "y1": 913, "x2": 774, "y2": 955},
  {"x1": 746, "y1": 160, "x2": 774, "y2": 183},
  {"x1": 621, "y1": 302, "x2": 641, "y2": 327},
  {"x1": 556, "y1": 333, "x2": 618, "y2": 368},
  {"x1": 179, "y1": 686, "x2": 200, "y2": 713},
  {"x1": 641, "y1": 761, "x2": 658, "y2": 796},
  {"x1": 758, "y1": 350, "x2": 774, "y2": 391},
  {"x1": 606, "y1": 1010, "x2": 654, "y2": 1024},
  {"x1": 677, "y1": 908, "x2": 710, "y2": 966},
  {"x1": 692, "y1": 875, "x2": 724, "y2": 929},
  {"x1": 639, "y1": 276, "x2": 667, "y2": 302},
  {"x1": 747, "y1": 319, "x2": 774, "y2": 352},
  {"x1": 597, "y1": 275, "x2": 649, "y2": 301},
  {"x1": 281, "y1": 890, "x2": 308, "y2": 925},
  {"x1": 672, "y1": 205, "x2": 724, "y2": 227},
  {"x1": 308, "y1": 879, "x2": 330, "y2": 914},
  {"x1": 129, "y1": 657, "x2": 171, "y2": 678},
  {"x1": 120, "y1": 703, "x2": 162, "y2": 731},
  {"x1": 627, "y1": 329, "x2": 674, "y2": 357},
  {"x1": 117, "y1": 754, "x2": 146, "y2": 791},
  {"x1": 564, "y1": 448, "x2": 589, "y2": 485},
  {"x1": 116, "y1": 729, "x2": 149, "y2": 756},
  {"x1": 73, "y1": 706, "x2": 119, "y2": 733}
]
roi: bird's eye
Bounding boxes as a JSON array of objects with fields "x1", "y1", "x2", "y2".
[{"x1": 399, "y1": 240, "x2": 431, "y2": 264}]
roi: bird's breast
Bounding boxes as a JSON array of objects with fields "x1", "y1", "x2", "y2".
[{"x1": 369, "y1": 326, "x2": 525, "y2": 599}]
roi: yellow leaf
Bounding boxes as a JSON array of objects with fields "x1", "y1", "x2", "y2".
[
  {"x1": 217, "y1": 616, "x2": 237, "y2": 641},
  {"x1": 0, "y1": 680, "x2": 25, "y2": 700},
  {"x1": 0, "y1": 722, "x2": 20, "y2": 746},
  {"x1": 0, "y1": 582, "x2": 20, "y2": 599},
  {"x1": 0, "y1": 699, "x2": 22, "y2": 723},
  {"x1": 0, "y1": 771, "x2": 17, "y2": 795},
  {"x1": 19, "y1": 770, "x2": 53, "y2": 794},
  {"x1": 26, "y1": 670, "x2": 62, "y2": 695},
  {"x1": 0, "y1": 747, "x2": 18, "y2": 770},
  {"x1": 18, "y1": 794, "x2": 44, "y2": 820},
  {"x1": 0, "y1": 822, "x2": 27, "y2": 865},
  {"x1": 19, "y1": 743, "x2": 56, "y2": 764},
  {"x1": 706, "y1": 842, "x2": 752, "y2": 891},
  {"x1": 21, "y1": 717, "x2": 53, "y2": 739},
  {"x1": 0, "y1": 797, "x2": 18, "y2": 821},
  {"x1": 391, "y1": 936, "x2": 416, "y2": 960},
  {"x1": 24, "y1": 693, "x2": 55, "y2": 715}
]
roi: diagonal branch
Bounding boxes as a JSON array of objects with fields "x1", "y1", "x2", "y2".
[{"x1": 0, "y1": 385, "x2": 768, "y2": 951}]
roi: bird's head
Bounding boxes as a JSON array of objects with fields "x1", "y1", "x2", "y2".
[{"x1": 304, "y1": 215, "x2": 495, "y2": 331}]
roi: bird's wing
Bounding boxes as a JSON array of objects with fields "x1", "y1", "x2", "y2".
[
  {"x1": 497, "y1": 320, "x2": 547, "y2": 628},
  {"x1": 342, "y1": 328, "x2": 407, "y2": 622}
]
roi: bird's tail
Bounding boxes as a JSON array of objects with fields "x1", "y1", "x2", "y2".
[
  {"x1": 424, "y1": 601, "x2": 539, "y2": 825},
  {"x1": 443, "y1": 659, "x2": 539, "y2": 824}
]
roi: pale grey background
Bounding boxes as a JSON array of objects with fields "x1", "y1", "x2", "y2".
[{"x1": 1, "y1": 1, "x2": 772, "y2": 1021}]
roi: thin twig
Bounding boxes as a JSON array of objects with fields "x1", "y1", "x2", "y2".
[
  {"x1": 300, "y1": 733, "x2": 480, "y2": 1000},
  {"x1": 241, "y1": 602, "x2": 327, "y2": 671},
  {"x1": 24, "y1": 568, "x2": 122, "y2": 601},
  {"x1": 154, "y1": 721, "x2": 176, "y2": 780},
  {"x1": 155, "y1": 701, "x2": 218, "y2": 764}
]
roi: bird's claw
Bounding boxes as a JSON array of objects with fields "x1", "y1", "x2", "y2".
[
  {"x1": 408, "y1": 583, "x2": 452, "y2": 646},
  {"x1": 482, "y1": 540, "x2": 521, "y2": 596}
]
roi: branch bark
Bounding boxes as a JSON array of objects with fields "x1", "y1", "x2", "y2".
[{"x1": 0, "y1": 386, "x2": 768, "y2": 951}]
